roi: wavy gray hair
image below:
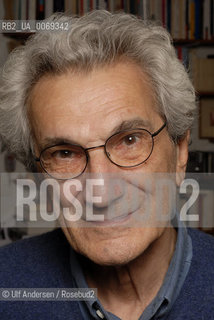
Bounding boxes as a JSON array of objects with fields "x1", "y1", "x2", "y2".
[{"x1": 0, "y1": 10, "x2": 196, "y2": 168}]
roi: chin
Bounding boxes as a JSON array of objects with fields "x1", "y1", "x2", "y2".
[
  {"x1": 72, "y1": 230, "x2": 154, "y2": 266},
  {"x1": 62, "y1": 224, "x2": 164, "y2": 266},
  {"x1": 84, "y1": 245, "x2": 139, "y2": 266}
]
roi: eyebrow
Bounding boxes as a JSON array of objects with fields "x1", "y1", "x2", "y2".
[
  {"x1": 39, "y1": 117, "x2": 153, "y2": 150},
  {"x1": 112, "y1": 118, "x2": 153, "y2": 134}
]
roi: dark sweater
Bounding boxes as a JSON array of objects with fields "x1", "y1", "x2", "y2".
[{"x1": 0, "y1": 228, "x2": 213, "y2": 320}]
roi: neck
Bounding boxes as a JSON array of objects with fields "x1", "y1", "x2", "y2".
[{"x1": 84, "y1": 227, "x2": 177, "y2": 320}]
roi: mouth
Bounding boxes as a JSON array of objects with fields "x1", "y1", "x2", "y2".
[{"x1": 82, "y1": 211, "x2": 135, "y2": 226}]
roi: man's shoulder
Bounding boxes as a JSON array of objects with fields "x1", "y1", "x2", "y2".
[
  {"x1": 0, "y1": 229, "x2": 84, "y2": 320},
  {"x1": 0, "y1": 228, "x2": 69, "y2": 261},
  {"x1": 166, "y1": 228, "x2": 214, "y2": 319},
  {"x1": 188, "y1": 227, "x2": 214, "y2": 261},
  {"x1": 0, "y1": 229, "x2": 72, "y2": 287},
  {"x1": 187, "y1": 228, "x2": 214, "y2": 282}
]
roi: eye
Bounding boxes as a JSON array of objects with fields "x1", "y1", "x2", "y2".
[
  {"x1": 45, "y1": 148, "x2": 76, "y2": 160},
  {"x1": 52, "y1": 149, "x2": 75, "y2": 159},
  {"x1": 123, "y1": 134, "x2": 139, "y2": 145},
  {"x1": 56, "y1": 150, "x2": 73, "y2": 158},
  {"x1": 109, "y1": 131, "x2": 144, "y2": 152}
]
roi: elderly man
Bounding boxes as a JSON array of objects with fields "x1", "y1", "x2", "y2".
[{"x1": 0, "y1": 10, "x2": 213, "y2": 320}]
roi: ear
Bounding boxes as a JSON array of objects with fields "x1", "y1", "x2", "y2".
[{"x1": 175, "y1": 131, "x2": 190, "y2": 186}]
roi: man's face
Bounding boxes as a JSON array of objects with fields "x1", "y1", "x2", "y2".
[{"x1": 29, "y1": 61, "x2": 188, "y2": 265}]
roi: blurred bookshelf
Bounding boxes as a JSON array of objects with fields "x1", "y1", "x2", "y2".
[
  {"x1": 2, "y1": 0, "x2": 214, "y2": 79},
  {"x1": 2, "y1": 0, "x2": 214, "y2": 39}
]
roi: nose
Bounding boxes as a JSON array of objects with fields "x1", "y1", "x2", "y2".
[
  {"x1": 86, "y1": 145, "x2": 112, "y2": 174},
  {"x1": 83, "y1": 148, "x2": 124, "y2": 208}
]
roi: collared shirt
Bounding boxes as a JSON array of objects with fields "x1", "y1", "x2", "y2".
[{"x1": 69, "y1": 219, "x2": 192, "y2": 320}]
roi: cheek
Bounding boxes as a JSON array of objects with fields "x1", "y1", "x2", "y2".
[
  {"x1": 150, "y1": 138, "x2": 177, "y2": 172},
  {"x1": 121, "y1": 170, "x2": 176, "y2": 227}
]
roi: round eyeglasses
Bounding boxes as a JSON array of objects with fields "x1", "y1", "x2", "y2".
[{"x1": 34, "y1": 122, "x2": 166, "y2": 180}]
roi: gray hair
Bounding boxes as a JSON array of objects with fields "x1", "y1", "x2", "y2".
[{"x1": 0, "y1": 10, "x2": 196, "y2": 168}]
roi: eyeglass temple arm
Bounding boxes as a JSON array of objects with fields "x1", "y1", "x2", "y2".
[{"x1": 152, "y1": 121, "x2": 167, "y2": 137}]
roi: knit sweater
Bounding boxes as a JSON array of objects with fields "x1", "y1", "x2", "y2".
[{"x1": 0, "y1": 228, "x2": 213, "y2": 320}]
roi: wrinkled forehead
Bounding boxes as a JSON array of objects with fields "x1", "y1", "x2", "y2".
[{"x1": 27, "y1": 61, "x2": 162, "y2": 148}]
